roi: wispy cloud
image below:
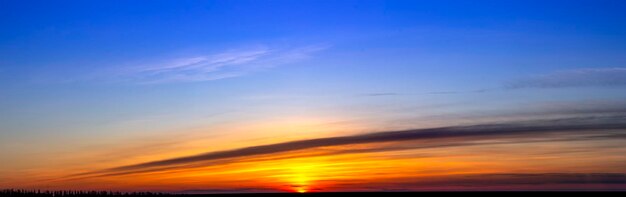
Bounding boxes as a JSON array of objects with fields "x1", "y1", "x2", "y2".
[
  {"x1": 358, "y1": 67, "x2": 626, "y2": 96},
  {"x1": 357, "y1": 89, "x2": 491, "y2": 97},
  {"x1": 358, "y1": 93, "x2": 401, "y2": 97},
  {"x1": 117, "y1": 44, "x2": 329, "y2": 84},
  {"x1": 507, "y1": 67, "x2": 626, "y2": 89}
]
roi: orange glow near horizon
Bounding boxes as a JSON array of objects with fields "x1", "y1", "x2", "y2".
[{"x1": 4, "y1": 130, "x2": 626, "y2": 192}]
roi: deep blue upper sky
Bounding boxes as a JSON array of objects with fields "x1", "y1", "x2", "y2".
[{"x1": 1, "y1": 0, "x2": 626, "y2": 150}]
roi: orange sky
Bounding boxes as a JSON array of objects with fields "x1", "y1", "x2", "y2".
[{"x1": 3, "y1": 116, "x2": 626, "y2": 192}]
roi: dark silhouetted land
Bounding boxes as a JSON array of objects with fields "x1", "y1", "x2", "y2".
[{"x1": 2, "y1": 189, "x2": 622, "y2": 197}]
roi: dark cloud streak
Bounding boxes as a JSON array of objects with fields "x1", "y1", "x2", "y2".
[{"x1": 77, "y1": 115, "x2": 626, "y2": 178}]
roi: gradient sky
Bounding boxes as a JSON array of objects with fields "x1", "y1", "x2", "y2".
[{"x1": 2, "y1": 0, "x2": 626, "y2": 192}]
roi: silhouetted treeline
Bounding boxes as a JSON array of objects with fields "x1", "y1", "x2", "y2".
[{"x1": 0, "y1": 189, "x2": 169, "y2": 197}]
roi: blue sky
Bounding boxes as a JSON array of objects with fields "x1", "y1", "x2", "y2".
[
  {"x1": 2, "y1": 0, "x2": 626, "y2": 135},
  {"x1": 1, "y1": 0, "x2": 626, "y2": 191}
]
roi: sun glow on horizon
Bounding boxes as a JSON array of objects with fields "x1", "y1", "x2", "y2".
[{"x1": 283, "y1": 162, "x2": 318, "y2": 193}]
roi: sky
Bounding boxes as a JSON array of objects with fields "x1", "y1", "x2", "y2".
[{"x1": 1, "y1": 0, "x2": 626, "y2": 193}]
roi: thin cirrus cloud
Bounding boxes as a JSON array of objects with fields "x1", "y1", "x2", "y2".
[
  {"x1": 507, "y1": 67, "x2": 626, "y2": 89},
  {"x1": 117, "y1": 44, "x2": 329, "y2": 84},
  {"x1": 363, "y1": 67, "x2": 626, "y2": 96}
]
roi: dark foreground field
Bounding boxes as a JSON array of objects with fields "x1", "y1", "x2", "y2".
[{"x1": 2, "y1": 189, "x2": 624, "y2": 197}]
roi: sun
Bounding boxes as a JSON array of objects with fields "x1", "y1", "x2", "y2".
[
  {"x1": 270, "y1": 159, "x2": 334, "y2": 193},
  {"x1": 296, "y1": 188, "x2": 307, "y2": 193},
  {"x1": 283, "y1": 162, "x2": 318, "y2": 193}
]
